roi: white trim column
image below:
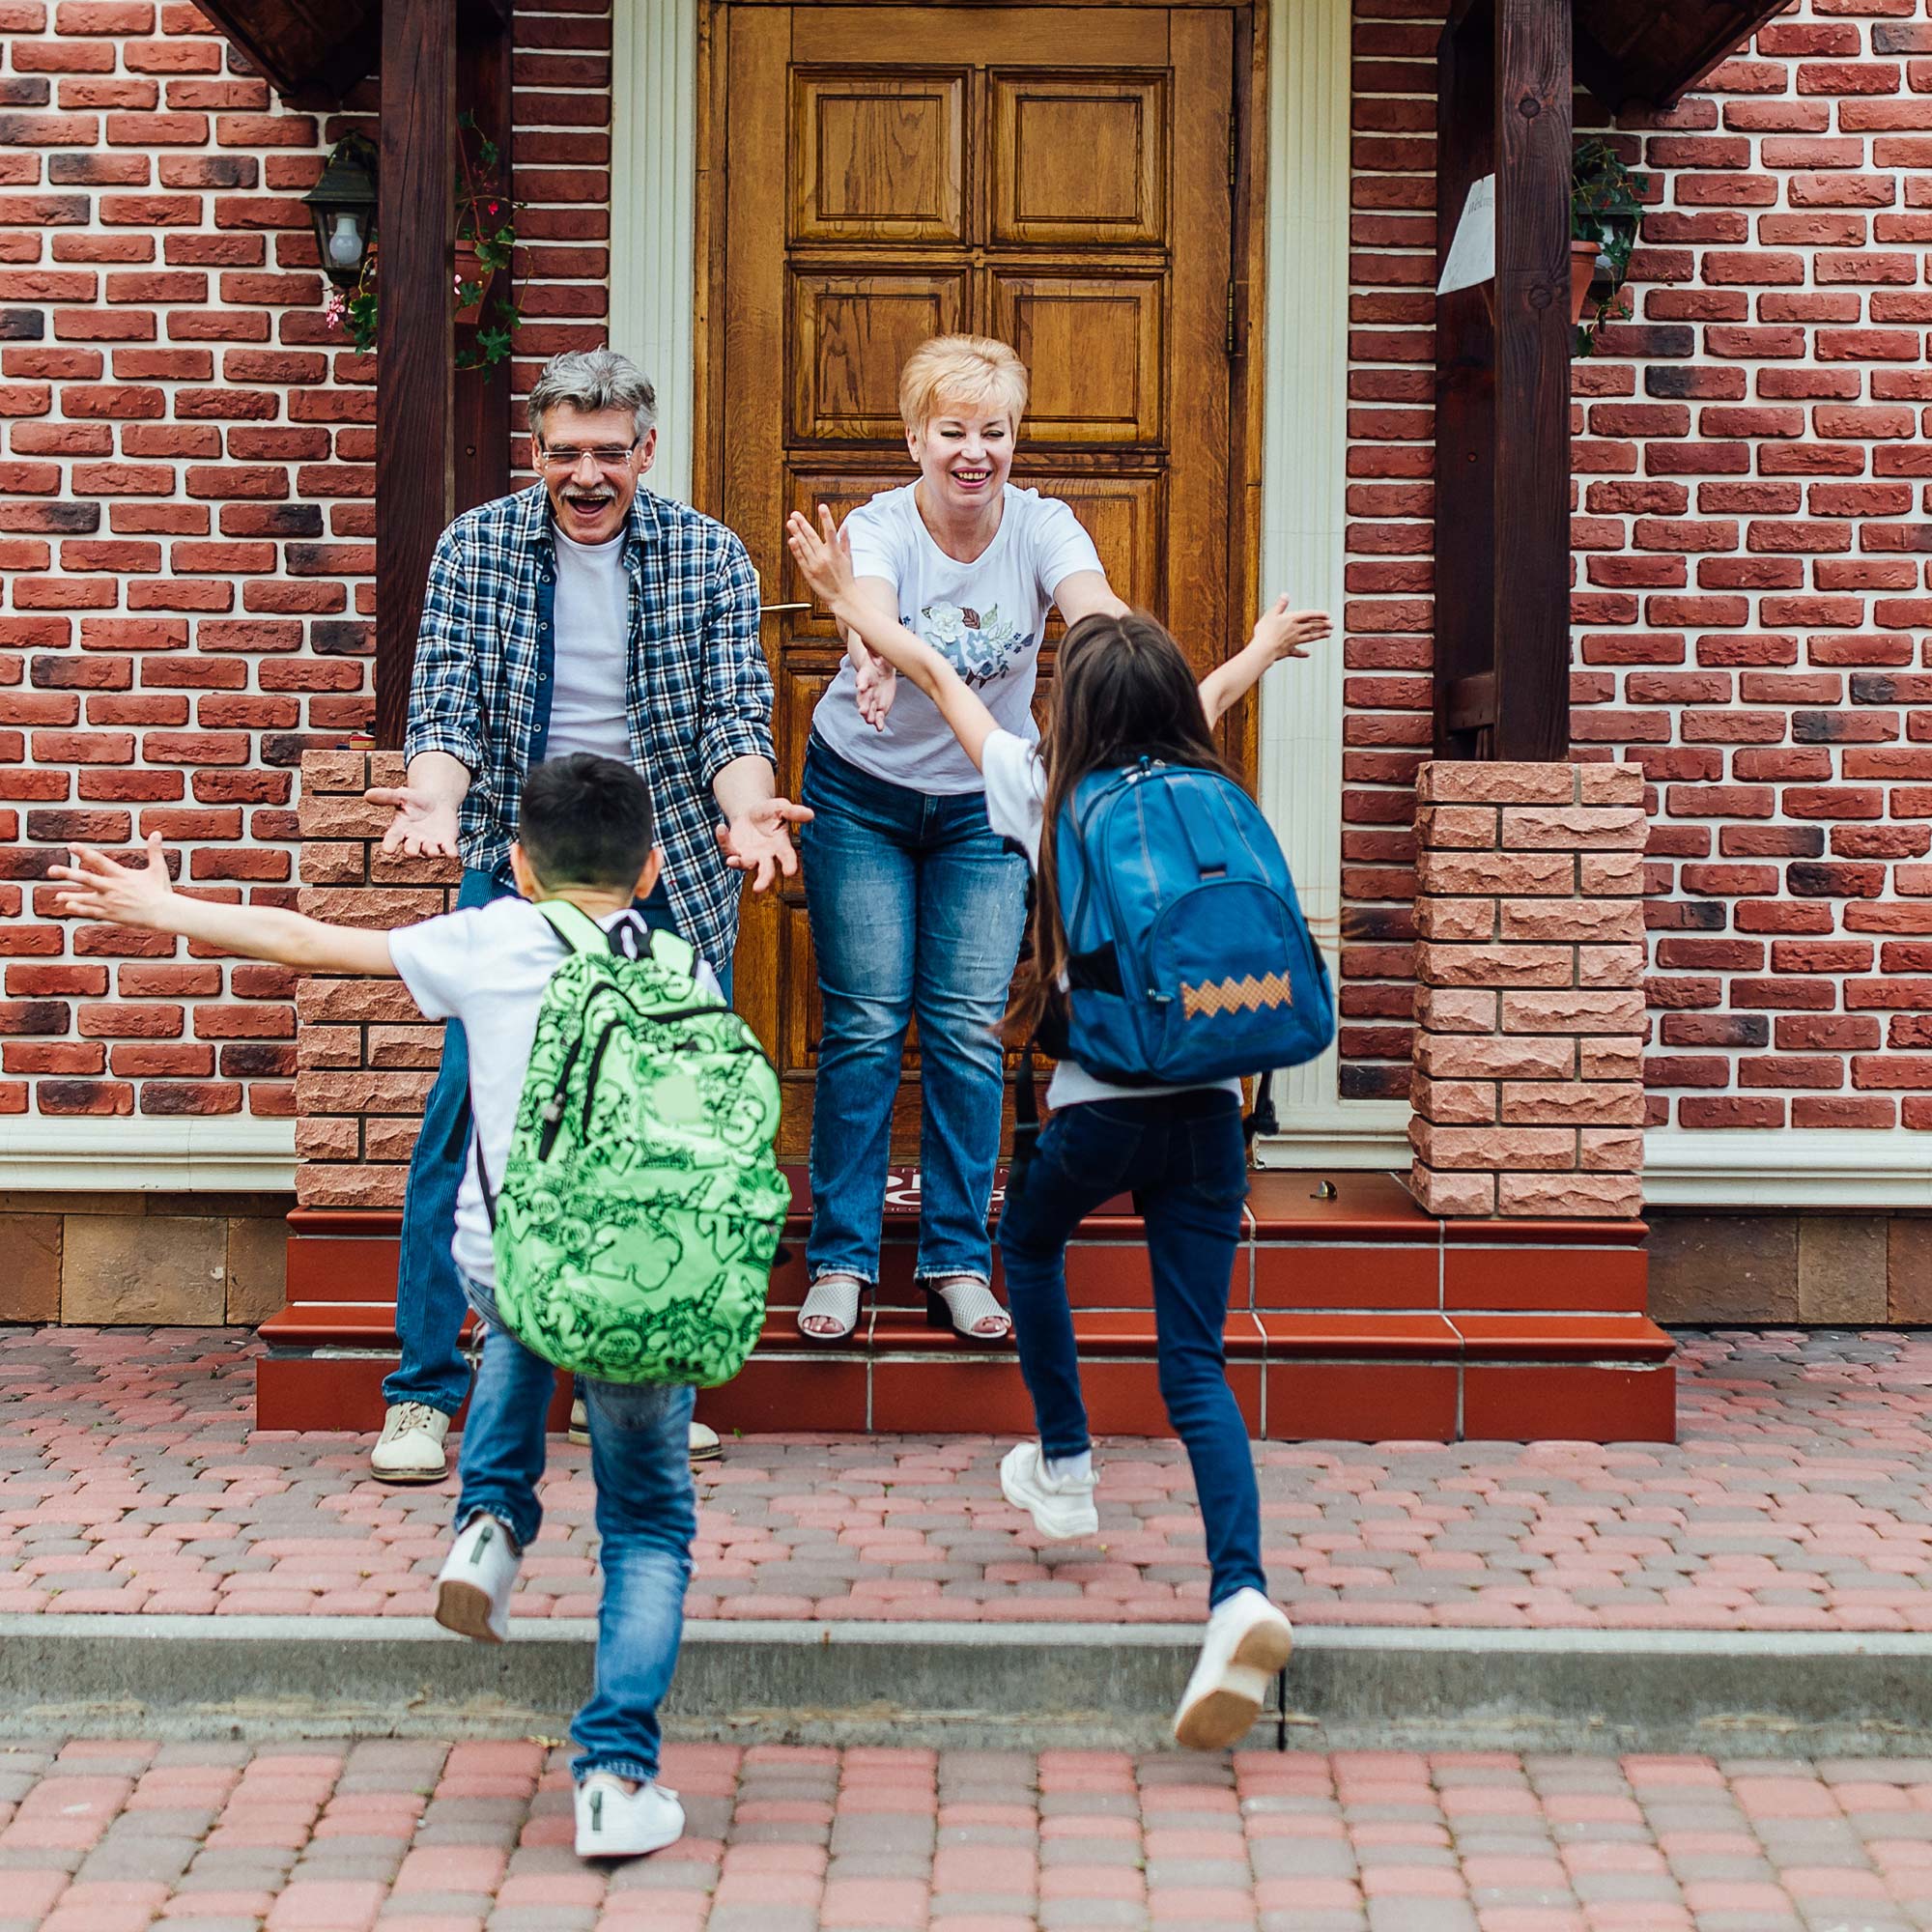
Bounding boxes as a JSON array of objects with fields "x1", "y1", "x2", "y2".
[
  {"x1": 610, "y1": 0, "x2": 698, "y2": 502},
  {"x1": 1254, "y1": 0, "x2": 1408, "y2": 1165}
]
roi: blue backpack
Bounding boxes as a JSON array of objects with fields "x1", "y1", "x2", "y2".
[{"x1": 1048, "y1": 758, "x2": 1334, "y2": 1087}]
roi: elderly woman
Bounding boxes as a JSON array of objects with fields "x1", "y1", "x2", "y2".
[{"x1": 798, "y1": 334, "x2": 1128, "y2": 1343}]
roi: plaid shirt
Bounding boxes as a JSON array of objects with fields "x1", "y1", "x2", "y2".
[{"x1": 405, "y1": 483, "x2": 775, "y2": 969}]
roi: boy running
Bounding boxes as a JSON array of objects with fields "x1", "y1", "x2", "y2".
[{"x1": 53, "y1": 753, "x2": 702, "y2": 1861}]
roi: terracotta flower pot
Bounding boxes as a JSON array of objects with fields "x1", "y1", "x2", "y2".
[
  {"x1": 1570, "y1": 239, "x2": 1605, "y2": 325},
  {"x1": 453, "y1": 238, "x2": 495, "y2": 326}
]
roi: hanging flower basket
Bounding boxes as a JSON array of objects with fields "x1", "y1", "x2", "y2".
[
  {"x1": 1570, "y1": 240, "x2": 1603, "y2": 325},
  {"x1": 454, "y1": 237, "x2": 495, "y2": 327}
]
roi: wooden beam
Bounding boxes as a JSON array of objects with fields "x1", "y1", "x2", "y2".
[
  {"x1": 1490, "y1": 0, "x2": 1572, "y2": 762},
  {"x1": 374, "y1": 0, "x2": 457, "y2": 750},
  {"x1": 1432, "y1": 0, "x2": 1496, "y2": 759},
  {"x1": 454, "y1": 12, "x2": 512, "y2": 516}
]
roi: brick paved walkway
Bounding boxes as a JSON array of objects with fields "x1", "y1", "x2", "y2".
[
  {"x1": 9, "y1": 1736, "x2": 1932, "y2": 1930},
  {"x1": 7, "y1": 1327, "x2": 1932, "y2": 1630}
]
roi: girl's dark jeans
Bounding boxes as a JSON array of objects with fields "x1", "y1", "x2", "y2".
[{"x1": 996, "y1": 1088, "x2": 1266, "y2": 1608}]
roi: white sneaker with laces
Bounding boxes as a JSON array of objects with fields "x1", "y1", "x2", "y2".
[
  {"x1": 1172, "y1": 1587, "x2": 1294, "y2": 1751},
  {"x1": 999, "y1": 1440, "x2": 1099, "y2": 1540},
  {"x1": 570, "y1": 1397, "x2": 720, "y2": 1464},
  {"x1": 434, "y1": 1512, "x2": 522, "y2": 1644},
  {"x1": 370, "y1": 1401, "x2": 450, "y2": 1483},
  {"x1": 575, "y1": 1772, "x2": 684, "y2": 1860}
]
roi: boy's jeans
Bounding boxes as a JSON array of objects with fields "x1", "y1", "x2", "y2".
[
  {"x1": 384, "y1": 868, "x2": 724, "y2": 1418},
  {"x1": 457, "y1": 1270, "x2": 696, "y2": 1786},
  {"x1": 799, "y1": 735, "x2": 1027, "y2": 1287},
  {"x1": 996, "y1": 1089, "x2": 1266, "y2": 1609}
]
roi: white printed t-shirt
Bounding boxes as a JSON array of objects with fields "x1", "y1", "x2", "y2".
[
  {"x1": 388, "y1": 896, "x2": 723, "y2": 1290},
  {"x1": 810, "y1": 481, "x2": 1103, "y2": 795},
  {"x1": 980, "y1": 727, "x2": 1243, "y2": 1113},
  {"x1": 545, "y1": 526, "x2": 633, "y2": 763}
]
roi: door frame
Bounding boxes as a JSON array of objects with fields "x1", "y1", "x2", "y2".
[{"x1": 611, "y1": 0, "x2": 1382, "y2": 1161}]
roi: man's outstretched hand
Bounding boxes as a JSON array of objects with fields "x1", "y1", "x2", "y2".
[
  {"x1": 367, "y1": 784, "x2": 461, "y2": 859},
  {"x1": 718, "y1": 798, "x2": 814, "y2": 894}
]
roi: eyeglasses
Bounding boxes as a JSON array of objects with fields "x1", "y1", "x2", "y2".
[{"x1": 538, "y1": 444, "x2": 639, "y2": 469}]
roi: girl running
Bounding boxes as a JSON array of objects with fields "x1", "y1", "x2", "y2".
[{"x1": 786, "y1": 504, "x2": 1330, "y2": 1750}]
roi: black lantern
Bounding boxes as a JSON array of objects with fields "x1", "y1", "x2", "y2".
[{"x1": 303, "y1": 134, "x2": 378, "y2": 290}]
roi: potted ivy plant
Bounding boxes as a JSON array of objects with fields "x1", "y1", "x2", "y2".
[
  {"x1": 1572, "y1": 137, "x2": 1648, "y2": 355},
  {"x1": 321, "y1": 111, "x2": 523, "y2": 372}
]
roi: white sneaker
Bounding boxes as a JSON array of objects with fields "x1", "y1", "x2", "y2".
[
  {"x1": 434, "y1": 1512, "x2": 521, "y2": 1644},
  {"x1": 371, "y1": 1402, "x2": 450, "y2": 1483},
  {"x1": 999, "y1": 1440, "x2": 1099, "y2": 1540},
  {"x1": 572, "y1": 1398, "x2": 719, "y2": 1465},
  {"x1": 1172, "y1": 1587, "x2": 1294, "y2": 1751},
  {"x1": 575, "y1": 1772, "x2": 684, "y2": 1860}
]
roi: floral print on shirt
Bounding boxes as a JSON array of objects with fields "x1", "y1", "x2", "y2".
[{"x1": 910, "y1": 601, "x2": 1033, "y2": 689}]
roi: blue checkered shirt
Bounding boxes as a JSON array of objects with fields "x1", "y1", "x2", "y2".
[{"x1": 404, "y1": 483, "x2": 775, "y2": 968}]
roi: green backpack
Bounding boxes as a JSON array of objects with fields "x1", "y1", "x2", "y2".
[{"x1": 481, "y1": 899, "x2": 788, "y2": 1387}]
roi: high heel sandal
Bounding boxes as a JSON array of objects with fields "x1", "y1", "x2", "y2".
[
  {"x1": 923, "y1": 1274, "x2": 1012, "y2": 1344},
  {"x1": 797, "y1": 1272, "x2": 865, "y2": 1342}
]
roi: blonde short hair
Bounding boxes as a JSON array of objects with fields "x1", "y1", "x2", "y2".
[{"x1": 897, "y1": 334, "x2": 1029, "y2": 435}]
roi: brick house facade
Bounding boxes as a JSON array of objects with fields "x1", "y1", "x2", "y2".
[{"x1": 0, "y1": 0, "x2": 1926, "y2": 1324}]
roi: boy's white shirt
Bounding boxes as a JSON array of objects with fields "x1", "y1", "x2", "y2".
[
  {"x1": 979, "y1": 728, "x2": 1242, "y2": 1112},
  {"x1": 388, "y1": 897, "x2": 723, "y2": 1290}
]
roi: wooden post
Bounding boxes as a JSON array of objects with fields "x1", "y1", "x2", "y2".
[
  {"x1": 455, "y1": 0, "x2": 513, "y2": 518},
  {"x1": 1433, "y1": 0, "x2": 1573, "y2": 763},
  {"x1": 1491, "y1": 0, "x2": 1572, "y2": 761},
  {"x1": 374, "y1": 0, "x2": 458, "y2": 750}
]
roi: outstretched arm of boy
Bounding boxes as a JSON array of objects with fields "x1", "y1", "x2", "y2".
[
  {"x1": 1199, "y1": 595, "x2": 1332, "y2": 727},
  {"x1": 52, "y1": 836, "x2": 401, "y2": 977},
  {"x1": 786, "y1": 506, "x2": 1003, "y2": 772}
]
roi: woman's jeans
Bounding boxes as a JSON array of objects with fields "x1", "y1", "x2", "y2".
[
  {"x1": 385, "y1": 868, "x2": 714, "y2": 1417},
  {"x1": 997, "y1": 1090, "x2": 1264, "y2": 1609},
  {"x1": 457, "y1": 1271, "x2": 696, "y2": 1786},
  {"x1": 800, "y1": 735, "x2": 1027, "y2": 1287}
]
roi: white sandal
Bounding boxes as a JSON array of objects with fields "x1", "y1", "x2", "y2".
[
  {"x1": 798, "y1": 1272, "x2": 866, "y2": 1341},
  {"x1": 923, "y1": 1274, "x2": 1012, "y2": 1343}
]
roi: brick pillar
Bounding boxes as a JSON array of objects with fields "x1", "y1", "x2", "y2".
[
  {"x1": 1408, "y1": 760, "x2": 1648, "y2": 1219},
  {"x1": 294, "y1": 751, "x2": 459, "y2": 1210}
]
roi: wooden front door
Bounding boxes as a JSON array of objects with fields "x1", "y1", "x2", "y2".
[{"x1": 706, "y1": 1, "x2": 1255, "y2": 1154}]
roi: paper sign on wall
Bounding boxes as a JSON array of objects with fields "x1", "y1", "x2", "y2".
[{"x1": 1437, "y1": 174, "x2": 1496, "y2": 297}]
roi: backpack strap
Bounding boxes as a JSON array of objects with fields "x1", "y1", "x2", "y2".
[{"x1": 534, "y1": 898, "x2": 614, "y2": 955}]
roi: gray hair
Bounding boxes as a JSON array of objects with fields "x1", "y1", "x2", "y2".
[{"x1": 527, "y1": 349, "x2": 658, "y2": 446}]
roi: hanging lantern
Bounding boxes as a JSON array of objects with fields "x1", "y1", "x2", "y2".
[{"x1": 302, "y1": 134, "x2": 378, "y2": 290}]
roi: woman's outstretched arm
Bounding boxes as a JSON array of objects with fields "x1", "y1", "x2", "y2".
[{"x1": 787, "y1": 506, "x2": 1002, "y2": 772}]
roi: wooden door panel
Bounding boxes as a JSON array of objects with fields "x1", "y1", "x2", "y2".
[
  {"x1": 719, "y1": 1, "x2": 1243, "y2": 1152},
  {"x1": 793, "y1": 7, "x2": 1170, "y2": 67},
  {"x1": 790, "y1": 71, "x2": 968, "y2": 242},
  {"x1": 990, "y1": 73, "x2": 1169, "y2": 244},
  {"x1": 1016, "y1": 470, "x2": 1166, "y2": 621},
  {"x1": 789, "y1": 270, "x2": 971, "y2": 441},
  {"x1": 989, "y1": 272, "x2": 1165, "y2": 444}
]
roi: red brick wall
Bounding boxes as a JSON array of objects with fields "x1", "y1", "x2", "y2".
[
  {"x1": 1343, "y1": 0, "x2": 1932, "y2": 1134},
  {"x1": 0, "y1": 0, "x2": 611, "y2": 1123}
]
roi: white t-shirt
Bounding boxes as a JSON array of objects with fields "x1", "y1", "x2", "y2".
[
  {"x1": 388, "y1": 897, "x2": 723, "y2": 1290},
  {"x1": 810, "y1": 481, "x2": 1104, "y2": 794},
  {"x1": 980, "y1": 728, "x2": 1242, "y2": 1112},
  {"x1": 546, "y1": 527, "x2": 632, "y2": 763}
]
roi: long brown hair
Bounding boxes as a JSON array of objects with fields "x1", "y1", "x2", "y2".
[{"x1": 1016, "y1": 611, "x2": 1238, "y2": 1034}]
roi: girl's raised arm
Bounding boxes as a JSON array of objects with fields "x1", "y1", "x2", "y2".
[{"x1": 786, "y1": 506, "x2": 1003, "y2": 772}]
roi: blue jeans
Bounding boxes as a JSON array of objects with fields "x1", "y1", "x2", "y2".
[
  {"x1": 997, "y1": 1089, "x2": 1264, "y2": 1608},
  {"x1": 800, "y1": 735, "x2": 1027, "y2": 1286},
  {"x1": 457, "y1": 1271, "x2": 696, "y2": 1786},
  {"x1": 385, "y1": 868, "x2": 726, "y2": 1416}
]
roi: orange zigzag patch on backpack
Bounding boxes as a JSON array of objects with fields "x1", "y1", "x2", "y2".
[{"x1": 1180, "y1": 972, "x2": 1295, "y2": 1019}]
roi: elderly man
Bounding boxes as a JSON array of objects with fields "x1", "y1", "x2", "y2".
[{"x1": 367, "y1": 348, "x2": 800, "y2": 1481}]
